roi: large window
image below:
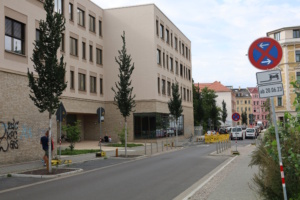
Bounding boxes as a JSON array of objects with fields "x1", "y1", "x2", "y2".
[
  {"x1": 70, "y1": 37, "x2": 77, "y2": 56},
  {"x1": 5, "y1": 18, "x2": 25, "y2": 55},
  {"x1": 160, "y1": 24, "x2": 164, "y2": 39},
  {"x1": 78, "y1": 73, "x2": 86, "y2": 91},
  {"x1": 100, "y1": 78, "x2": 103, "y2": 95},
  {"x1": 90, "y1": 76, "x2": 96, "y2": 93},
  {"x1": 77, "y1": 8, "x2": 85, "y2": 27},
  {"x1": 274, "y1": 32, "x2": 280, "y2": 41},
  {"x1": 82, "y1": 42, "x2": 86, "y2": 59},
  {"x1": 296, "y1": 51, "x2": 300, "y2": 62},
  {"x1": 96, "y1": 48, "x2": 102, "y2": 65},
  {"x1": 170, "y1": 57, "x2": 173, "y2": 72},
  {"x1": 180, "y1": 64, "x2": 183, "y2": 76},
  {"x1": 158, "y1": 77, "x2": 160, "y2": 93},
  {"x1": 36, "y1": 29, "x2": 40, "y2": 41},
  {"x1": 70, "y1": 70, "x2": 74, "y2": 89},
  {"x1": 54, "y1": 0, "x2": 63, "y2": 14},
  {"x1": 162, "y1": 79, "x2": 166, "y2": 95},
  {"x1": 69, "y1": 3, "x2": 73, "y2": 20},
  {"x1": 166, "y1": 29, "x2": 169, "y2": 44},
  {"x1": 89, "y1": 45, "x2": 93, "y2": 62},
  {"x1": 293, "y1": 29, "x2": 300, "y2": 38},
  {"x1": 296, "y1": 72, "x2": 300, "y2": 82},
  {"x1": 156, "y1": 20, "x2": 159, "y2": 36},
  {"x1": 175, "y1": 61, "x2": 178, "y2": 75},
  {"x1": 89, "y1": 15, "x2": 95, "y2": 32},
  {"x1": 277, "y1": 96, "x2": 282, "y2": 106},
  {"x1": 167, "y1": 81, "x2": 171, "y2": 96},
  {"x1": 99, "y1": 20, "x2": 102, "y2": 36},
  {"x1": 157, "y1": 49, "x2": 161, "y2": 65}
]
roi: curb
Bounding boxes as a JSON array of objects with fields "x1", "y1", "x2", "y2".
[{"x1": 11, "y1": 168, "x2": 83, "y2": 179}]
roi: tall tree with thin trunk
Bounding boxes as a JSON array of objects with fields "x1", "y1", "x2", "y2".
[
  {"x1": 221, "y1": 100, "x2": 228, "y2": 125},
  {"x1": 28, "y1": 0, "x2": 66, "y2": 173},
  {"x1": 168, "y1": 81, "x2": 183, "y2": 146},
  {"x1": 111, "y1": 32, "x2": 136, "y2": 157}
]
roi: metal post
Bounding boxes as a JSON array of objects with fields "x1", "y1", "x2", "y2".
[
  {"x1": 162, "y1": 141, "x2": 164, "y2": 152},
  {"x1": 216, "y1": 140, "x2": 218, "y2": 154},
  {"x1": 271, "y1": 97, "x2": 287, "y2": 200},
  {"x1": 99, "y1": 111, "x2": 102, "y2": 151},
  {"x1": 151, "y1": 142, "x2": 152, "y2": 155},
  {"x1": 156, "y1": 141, "x2": 158, "y2": 153},
  {"x1": 166, "y1": 138, "x2": 168, "y2": 151},
  {"x1": 59, "y1": 120, "x2": 61, "y2": 159},
  {"x1": 144, "y1": 140, "x2": 146, "y2": 155}
]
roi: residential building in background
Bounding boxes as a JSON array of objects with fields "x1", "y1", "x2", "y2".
[
  {"x1": 248, "y1": 87, "x2": 269, "y2": 127},
  {"x1": 231, "y1": 88, "x2": 252, "y2": 126},
  {"x1": 267, "y1": 26, "x2": 300, "y2": 122},
  {"x1": 195, "y1": 81, "x2": 236, "y2": 126},
  {"x1": 0, "y1": 0, "x2": 193, "y2": 164}
]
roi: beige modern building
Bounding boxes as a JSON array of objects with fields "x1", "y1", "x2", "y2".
[
  {"x1": 267, "y1": 26, "x2": 300, "y2": 121},
  {"x1": 0, "y1": 0, "x2": 193, "y2": 164}
]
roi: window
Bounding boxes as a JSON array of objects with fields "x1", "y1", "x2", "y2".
[
  {"x1": 36, "y1": 29, "x2": 40, "y2": 41},
  {"x1": 237, "y1": 101, "x2": 239, "y2": 105},
  {"x1": 70, "y1": 37, "x2": 77, "y2": 56},
  {"x1": 182, "y1": 43, "x2": 184, "y2": 55},
  {"x1": 249, "y1": 107, "x2": 251, "y2": 111},
  {"x1": 167, "y1": 81, "x2": 171, "y2": 96},
  {"x1": 297, "y1": 72, "x2": 300, "y2": 82},
  {"x1": 277, "y1": 97, "x2": 282, "y2": 106},
  {"x1": 162, "y1": 79, "x2": 166, "y2": 95},
  {"x1": 69, "y1": 3, "x2": 73, "y2": 20},
  {"x1": 158, "y1": 77, "x2": 160, "y2": 93},
  {"x1": 257, "y1": 115, "x2": 259, "y2": 120},
  {"x1": 241, "y1": 107, "x2": 243, "y2": 112},
  {"x1": 237, "y1": 107, "x2": 239, "y2": 112},
  {"x1": 175, "y1": 37, "x2": 178, "y2": 50},
  {"x1": 5, "y1": 18, "x2": 25, "y2": 55},
  {"x1": 77, "y1": 8, "x2": 85, "y2": 26},
  {"x1": 70, "y1": 70, "x2": 74, "y2": 89},
  {"x1": 171, "y1": 33, "x2": 173, "y2": 47},
  {"x1": 187, "y1": 89, "x2": 189, "y2": 101},
  {"x1": 166, "y1": 55, "x2": 169, "y2": 69},
  {"x1": 296, "y1": 51, "x2": 300, "y2": 62},
  {"x1": 180, "y1": 64, "x2": 183, "y2": 76},
  {"x1": 60, "y1": 33, "x2": 64, "y2": 51},
  {"x1": 179, "y1": 41, "x2": 181, "y2": 53},
  {"x1": 274, "y1": 32, "x2": 280, "y2": 41},
  {"x1": 163, "y1": 52, "x2": 165, "y2": 67},
  {"x1": 186, "y1": 47, "x2": 188, "y2": 58},
  {"x1": 175, "y1": 61, "x2": 178, "y2": 75},
  {"x1": 248, "y1": 100, "x2": 250, "y2": 104},
  {"x1": 156, "y1": 20, "x2": 159, "y2": 36},
  {"x1": 89, "y1": 45, "x2": 93, "y2": 61},
  {"x1": 82, "y1": 42, "x2": 86, "y2": 59},
  {"x1": 188, "y1": 69, "x2": 191, "y2": 81},
  {"x1": 99, "y1": 20, "x2": 102, "y2": 36},
  {"x1": 100, "y1": 78, "x2": 103, "y2": 95},
  {"x1": 96, "y1": 48, "x2": 103, "y2": 65},
  {"x1": 54, "y1": 0, "x2": 63, "y2": 14},
  {"x1": 90, "y1": 76, "x2": 96, "y2": 93},
  {"x1": 157, "y1": 49, "x2": 161, "y2": 65},
  {"x1": 160, "y1": 24, "x2": 164, "y2": 39},
  {"x1": 170, "y1": 57, "x2": 173, "y2": 71},
  {"x1": 253, "y1": 101, "x2": 255, "y2": 105},
  {"x1": 166, "y1": 29, "x2": 169, "y2": 44},
  {"x1": 245, "y1": 100, "x2": 247, "y2": 104},
  {"x1": 183, "y1": 88, "x2": 186, "y2": 100},
  {"x1": 78, "y1": 73, "x2": 86, "y2": 91},
  {"x1": 293, "y1": 29, "x2": 300, "y2": 38},
  {"x1": 89, "y1": 15, "x2": 95, "y2": 32}
]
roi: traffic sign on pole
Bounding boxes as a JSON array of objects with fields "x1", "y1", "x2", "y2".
[
  {"x1": 248, "y1": 37, "x2": 282, "y2": 70},
  {"x1": 232, "y1": 113, "x2": 240, "y2": 122}
]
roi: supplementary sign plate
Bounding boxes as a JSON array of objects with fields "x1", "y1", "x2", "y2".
[
  {"x1": 258, "y1": 83, "x2": 284, "y2": 98},
  {"x1": 256, "y1": 70, "x2": 282, "y2": 85}
]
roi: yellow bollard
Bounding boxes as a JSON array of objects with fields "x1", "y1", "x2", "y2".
[{"x1": 116, "y1": 148, "x2": 118, "y2": 157}]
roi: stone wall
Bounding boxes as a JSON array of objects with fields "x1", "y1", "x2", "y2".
[{"x1": 0, "y1": 71, "x2": 57, "y2": 164}]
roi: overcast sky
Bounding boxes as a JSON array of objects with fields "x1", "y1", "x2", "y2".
[{"x1": 91, "y1": 0, "x2": 300, "y2": 88}]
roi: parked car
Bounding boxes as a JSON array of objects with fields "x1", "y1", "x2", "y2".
[
  {"x1": 219, "y1": 128, "x2": 228, "y2": 134},
  {"x1": 245, "y1": 128, "x2": 256, "y2": 139},
  {"x1": 226, "y1": 127, "x2": 234, "y2": 133},
  {"x1": 231, "y1": 127, "x2": 244, "y2": 140},
  {"x1": 206, "y1": 130, "x2": 216, "y2": 135}
]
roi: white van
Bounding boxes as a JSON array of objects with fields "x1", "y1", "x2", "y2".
[{"x1": 231, "y1": 127, "x2": 244, "y2": 140}]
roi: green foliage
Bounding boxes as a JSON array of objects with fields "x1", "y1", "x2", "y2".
[
  {"x1": 59, "y1": 149, "x2": 99, "y2": 155},
  {"x1": 221, "y1": 100, "x2": 228, "y2": 124},
  {"x1": 111, "y1": 31, "x2": 136, "y2": 120},
  {"x1": 241, "y1": 111, "x2": 248, "y2": 125},
  {"x1": 107, "y1": 143, "x2": 143, "y2": 148},
  {"x1": 249, "y1": 113, "x2": 300, "y2": 199},
  {"x1": 7, "y1": 174, "x2": 12, "y2": 177},
  {"x1": 168, "y1": 82, "x2": 183, "y2": 121},
  {"x1": 28, "y1": 0, "x2": 67, "y2": 116},
  {"x1": 62, "y1": 120, "x2": 81, "y2": 151},
  {"x1": 116, "y1": 127, "x2": 129, "y2": 145},
  {"x1": 193, "y1": 80, "x2": 203, "y2": 126}
]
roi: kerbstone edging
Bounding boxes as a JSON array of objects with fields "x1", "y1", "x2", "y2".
[{"x1": 11, "y1": 168, "x2": 83, "y2": 179}]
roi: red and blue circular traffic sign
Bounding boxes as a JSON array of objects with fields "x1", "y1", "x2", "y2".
[
  {"x1": 232, "y1": 112, "x2": 240, "y2": 122},
  {"x1": 248, "y1": 37, "x2": 282, "y2": 70}
]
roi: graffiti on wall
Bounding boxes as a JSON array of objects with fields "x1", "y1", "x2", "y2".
[{"x1": 0, "y1": 119, "x2": 19, "y2": 152}]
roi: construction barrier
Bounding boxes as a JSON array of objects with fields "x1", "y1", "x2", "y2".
[{"x1": 204, "y1": 134, "x2": 230, "y2": 143}]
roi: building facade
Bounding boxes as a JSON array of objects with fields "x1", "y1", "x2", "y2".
[
  {"x1": 0, "y1": 0, "x2": 193, "y2": 164},
  {"x1": 267, "y1": 26, "x2": 300, "y2": 121},
  {"x1": 232, "y1": 88, "x2": 252, "y2": 126},
  {"x1": 248, "y1": 87, "x2": 269, "y2": 127}
]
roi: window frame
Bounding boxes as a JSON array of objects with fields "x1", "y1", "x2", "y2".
[
  {"x1": 157, "y1": 49, "x2": 161, "y2": 65},
  {"x1": 99, "y1": 20, "x2": 102, "y2": 37},
  {"x1": 70, "y1": 70, "x2": 74, "y2": 89},
  {"x1": 82, "y1": 42, "x2": 86, "y2": 59},
  {"x1": 296, "y1": 50, "x2": 300, "y2": 62},
  {"x1": 89, "y1": 15, "x2": 95, "y2": 32},
  {"x1": 90, "y1": 76, "x2": 96, "y2": 93},
  {"x1": 77, "y1": 8, "x2": 85, "y2": 27},
  {"x1": 5, "y1": 17, "x2": 25, "y2": 55},
  {"x1": 69, "y1": 37, "x2": 78, "y2": 56},
  {"x1": 293, "y1": 29, "x2": 300, "y2": 38},
  {"x1": 69, "y1": 3, "x2": 73, "y2": 21},
  {"x1": 96, "y1": 48, "x2": 103, "y2": 65},
  {"x1": 78, "y1": 73, "x2": 86, "y2": 91},
  {"x1": 100, "y1": 78, "x2": 103, "y2": 95},
  {"x1": 89, "y1": 45, "x2": 93, "y2": 62}
]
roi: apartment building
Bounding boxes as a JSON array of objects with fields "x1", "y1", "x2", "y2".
[
  {"x1": 267, "y1": 26, "x2": 300, "y2": 121},
  {"x1": 232, "y1": 88, "x2": 252, "y2": 126},
  {"x1": 248, "y1": 87, "x2": 269, "y2": 127},
  {"x1": 195, "y1": 81, "x2": 236, "y2": 126},
  {"x1": 0, "y1": 0, "x2": 193, "y2": 164}
]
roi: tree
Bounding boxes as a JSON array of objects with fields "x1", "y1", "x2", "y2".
[
  {"x1": 193, "y1": 80, "x2": 203, "y2": 126},
  {"x1": 111, "y1": 32, "x2": 136, "y2": 157},
  {"x1": 62, "y1": 121, "x2": 81, "y2": 151},
  {"x1": 262, "y1": 98, "x2": 271, "y2": 126},
  {"x1": 168, "y1": 82, "x2": 183, "y2": 146},
  {"x1": 27, "y1": 0, "x2": 66, "y2": 173},
  {"x1": 241, "y1": 111, "x2": 248, "y2": 125},
  {"x1": 221, "y1": 100, "x2": 228, "y2": 125},
  {"x1": 201, "y1": 87, "x2": 218, "y2": 132}
]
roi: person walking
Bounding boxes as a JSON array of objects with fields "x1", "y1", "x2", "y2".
[{"x1": 40, "y1": 131, "x2": 49, "y2": 167}]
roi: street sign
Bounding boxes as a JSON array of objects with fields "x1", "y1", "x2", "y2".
[
  {"x1": 248, "y1": 37, "x2": 282, "y2": 70},
  {"x1": 256, "y1": 70, "x2": 282, "y2": 85},
  {"x1": 232, "y1": 113, "x2": 240, "y2": 121},
  {"x1": 258, "y1": 83, "x2": 284, "y2": 98},
  {"x1": 97, "y1": 107, "x2": 105, "y2": 123},
  {"x1": 56, "y1": 103, "x2": 67, "y2": 122}
]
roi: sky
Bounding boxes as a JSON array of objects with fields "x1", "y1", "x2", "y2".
[{"x1": 91, "y1": 0, "x2": 300, "y2": 88}]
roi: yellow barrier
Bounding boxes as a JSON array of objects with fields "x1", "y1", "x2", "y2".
[{"x1": 204, "y1": 134, "x2": 229, "y2": 143}]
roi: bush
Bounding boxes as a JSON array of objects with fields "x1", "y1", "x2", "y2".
[
  {"x1": 62, "y1": 120, "x2": 81, "y2": 151},
  {"x1": 116, "y1": 127, "x2": 128, "y2": 145}
]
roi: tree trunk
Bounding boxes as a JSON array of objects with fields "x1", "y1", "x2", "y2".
[
  {"x1": 176, "y1": 119, "x2": 178, "y2": 147},
  {"x1": 48, "y1": 112, "x2": 52, "y2": 173},
  {"x1": 125, "y1": 117, "x2": 127, "y2": 157}
]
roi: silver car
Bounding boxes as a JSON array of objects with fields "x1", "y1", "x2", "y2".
[{"x1": 245, "y1": 128, "x2": 256, "y2": 139}]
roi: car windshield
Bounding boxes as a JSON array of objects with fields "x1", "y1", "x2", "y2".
[
  {"x1": 232, "y1": 128, "x2": 242, "y2": 132},
  {"x1": 247, "y1": 129, "x2": 254, "y2": 132}
]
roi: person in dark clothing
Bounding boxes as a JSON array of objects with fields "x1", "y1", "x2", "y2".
[{"x1": 40, "y1": 131, "x2": 49, "y2": 166}]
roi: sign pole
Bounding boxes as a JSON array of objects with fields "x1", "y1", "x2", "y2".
[
  {"x1": 270, "y1": 97, "x2": 287, "y2": 200},
  {"x1": 99, "y1": 111, "x2": 102, "y2": 151}
]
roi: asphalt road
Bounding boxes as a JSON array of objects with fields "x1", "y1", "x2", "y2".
[{"x1": 0, "y1": 139, "x2": 254, "y2": 200}]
